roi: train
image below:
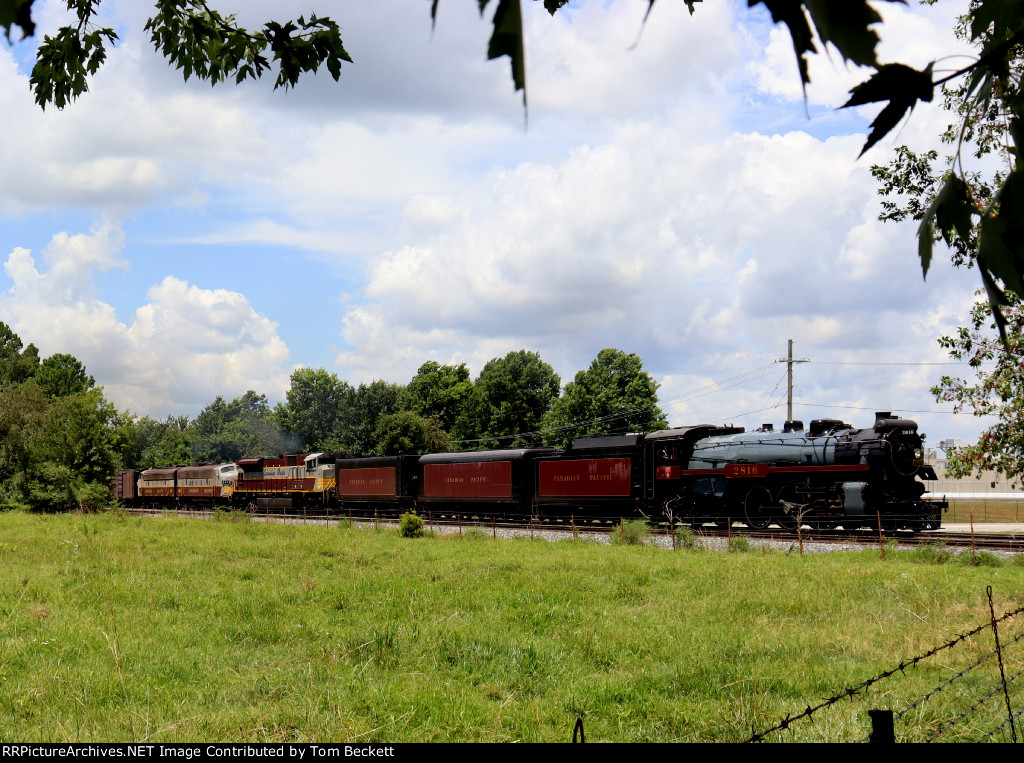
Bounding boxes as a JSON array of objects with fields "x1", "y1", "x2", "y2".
[{"x1": 114, "y1": 411, "x2": 946, "y2": 530}]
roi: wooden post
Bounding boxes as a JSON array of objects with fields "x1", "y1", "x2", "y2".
[
  {"x1": 867, "y1": 709, "x2": 894, "y2": 743},
  {"x1": 492, "y1": 514, "x2": 496, "y2": 539},
  {"x1": 877, "y1": 511, "x2": 885, "y2": 559},
  {"x1": 970, "y1": 510, "x2": 977, "y2": 565}
]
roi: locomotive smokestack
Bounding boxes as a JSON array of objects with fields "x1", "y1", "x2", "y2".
[{"x1": 875, "y1": 411, "x2": 892, "y2": 422}]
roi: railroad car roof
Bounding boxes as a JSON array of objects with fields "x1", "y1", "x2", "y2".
[
  {"x1": 337, "y1": 456, "x2": 406, "y2": 468},
  {"x1": 569, "y1": 434, "x2": 643, "y2": 449},
  {"x1": 644, "y1": 425, "x2": 734, "y2": 441},
  {"x1": 419, "y1": 448, "x2": 556, "y2": 464}
]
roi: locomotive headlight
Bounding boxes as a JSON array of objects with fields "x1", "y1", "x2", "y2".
[{"x1": 913, "y1": 447, "x2": 923, "y2": 460}]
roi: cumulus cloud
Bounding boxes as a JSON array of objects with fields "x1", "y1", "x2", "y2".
[
  {"x1": 1, "y1": 227, "x2": 291, "y2": 416},
  {"x1": 0, "y1": 0, "x2": 988, "y2": 447}
]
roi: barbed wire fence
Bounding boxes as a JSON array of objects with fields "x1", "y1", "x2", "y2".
[{"x1": 744, "y1": 587, "x2": 1023, "y2": 743}]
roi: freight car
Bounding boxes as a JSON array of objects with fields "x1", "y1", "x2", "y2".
[{"x1": 114, "y1": 412, "x2": 944, "y2": 530}]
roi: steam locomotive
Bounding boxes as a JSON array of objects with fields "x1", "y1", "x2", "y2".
[{"x1": 115, "y1": 411, "x2": 945, "y2": 530}]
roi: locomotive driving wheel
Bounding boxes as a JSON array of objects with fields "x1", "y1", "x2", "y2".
[{"x1": 743, "y1": 486, "x2": 774, "y2": 530}]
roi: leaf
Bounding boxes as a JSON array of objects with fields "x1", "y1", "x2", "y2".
[
  {"x1": 751, "y1": 0, "x2": 814, "y2": 89},
  {"x1": 803, "y1": 0, "x2": 903, "y2": 69},
  {"x1": 0, "y1": 0, "x2": 34, "y2": 40},
  {"x1": 842, "y1": 63, "x2": 934, "y2": 156},
  {"x1": 485, "y1": 0, "x2": 526, "y2": 105},
  {"x1": 543, "y1": 0, "x2": 572, "y2": 14}
]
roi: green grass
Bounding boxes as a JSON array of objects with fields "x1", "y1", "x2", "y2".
[
  {"x1": 0, "y1": 511, "x2": 1022, "y2": 742},
  {"x1": 946, "y1": 500, "x2": 1024, "y2": 524}
]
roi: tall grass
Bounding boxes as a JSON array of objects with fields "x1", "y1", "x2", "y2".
[{"x1": 0, "y1": 511, "x2": 1021, "y2": 742}]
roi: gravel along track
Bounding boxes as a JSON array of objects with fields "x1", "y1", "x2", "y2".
[{"x1": 119, "y1": 508, "x2": 1023, "y2": 558}]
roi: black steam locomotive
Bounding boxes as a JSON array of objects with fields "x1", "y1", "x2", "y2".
[{"x1": 116, "y1": 411, "x2": 945, "y2": 531}]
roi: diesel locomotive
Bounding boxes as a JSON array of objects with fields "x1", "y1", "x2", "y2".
[{"x1": 115, "y1": 411, "x2": 945, "y2": 530}]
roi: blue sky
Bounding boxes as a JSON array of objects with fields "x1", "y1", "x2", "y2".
[{"x1": 0, "y1": 0, "x2": 993, "y2": 449}]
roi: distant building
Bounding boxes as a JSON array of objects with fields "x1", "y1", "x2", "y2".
[{"x1": 924, "y1": 441, "x2": 1024, "y2": 498}]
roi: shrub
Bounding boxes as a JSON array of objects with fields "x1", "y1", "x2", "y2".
[
  {"x1": 675, "y1": 526, "x2": 702, "y2": 551},
  {"x1": 912, "y1": 542, "x2": 954, "y2": 565},
  {"x1": 609, "y1": 519, "x2": 650, "y2": 546},
  {"x1": 399, "y1": 512, "x2": 425, "y2": 538},
  {"x1": 729, "y1": 535, "x2": 751, "y2": 553},
  {"x1": 962, "y1": 550, "x2": 1004, "y2": 568}
]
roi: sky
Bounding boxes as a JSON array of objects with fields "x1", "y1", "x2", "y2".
[{"x1": 0, "y1": 0, "x2": 995, "y2": 450}]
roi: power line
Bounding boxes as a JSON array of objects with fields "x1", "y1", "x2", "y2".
[{"x1": 797, "y1": 402, "x2": 994, "y2": 416}]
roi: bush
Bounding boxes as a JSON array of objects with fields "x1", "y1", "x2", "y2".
[
  {"x1": 729, "y1": 534, "x2": 751, "y2": 553},
  {"x1": 609, "y1": 519, "x2": 650, "y2": 546},
  {"x1": 399, "y1": 512, "x2": 425, "y2": 538},
  {"x1": 675, "y1": 526, "x2": 702, "y2": 551}
]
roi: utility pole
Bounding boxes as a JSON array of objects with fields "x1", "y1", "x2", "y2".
[{"x1": 776, "y1": 339, "x2": 809, "y2": 422}]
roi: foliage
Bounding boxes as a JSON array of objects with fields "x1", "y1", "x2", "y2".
[
  {"x1": 373, "y1": 410, "x2": 449, "y2": 456},
  {"x1": 0, "y1": 321, "x2": 40, "y2": 386},
  {"x1": 872, "y1": 6, "x2": 1024, "y2": 481},
  {"x1": 398, "y1": 511, "x2": 425, "y2": 538},
  {"x1": 675, "y1": 525, "x2": 701, "y2": 551},
  {"x1": 452, "y1": 350, "x2": 560, "y2": 449},
  {"x1": 608, "y1": 518, "x2": 650, "y2": 546},
  {"x1": 729, "y1": 534, "x2": 752, "y2": 553},
  {"x1": 190, "y1": 390, "x2": 293, "y2": 463},
  {"x1": 274, "y1": 367, "x2": 351, "y2": 452},
  {"x1": 0, "y1": 323, "x2": 126, "y2": 511},
  {"x1": 541, "y1": 348, "x2": 667, "y2": 448},
  {"x1": 34, "y1": 352, "x2": 94, "y2": 398},
  {"x1": 404, "y1": 361, "x2": 473, "y2": 432},
  {"x1": 337, "y1": 380, "x2": 405, "y2": 456},
  {"x1": 932, "y1": 294, "x2": 1024, "y2": 482}
]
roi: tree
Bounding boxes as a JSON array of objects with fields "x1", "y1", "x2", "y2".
[
  {"x1": 373, "y1": 410, "x2": 450, "y2": 456},
  {"x1": 452, "y1": 350, "x2": 559, "y2": 449},
  {"x1": 35, "y1": 352, "x2": 95, "y2": 398},
  {"x1": 336, "y1": 380, "x2": 405, "y2": 456},
  {"x1": 541, "y1": 348, "x2": 667, "y2": 448},
  {"x1": 274, "y1": 367, "x2": 351, "y2": 451},
  {"x1": 932, "y1": 293, "x2": 1024, "y2": 483},
  {"x1": 873, "y1": 5, "x2": 1024, "y2": 480},
  {"x1": 0, "y1": 322, "x2": 40, "y2": 386},
  {"x1": 190, "y1": 390, "x2": 292, "y2": 462},
  {"x1": 404, "y1": 361, "x2": 473, "y2": 432}
]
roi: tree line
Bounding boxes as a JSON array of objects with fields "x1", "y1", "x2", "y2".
[{"x1": 0, "y1": 322, "x2": 667, "y2": 511}]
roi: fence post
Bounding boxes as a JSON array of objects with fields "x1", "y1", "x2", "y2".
[
  {"x1": 877, "y1": 511, "x2": 885, "y2": 559},
  {"x1": 970, "y1": 511, "x2": 977, "y2": 565},
  {"x1": 867, "y1": 709, "x2": 894, "y2": 743},
  {"x1": 572, "y1": 717, "x2": 585, "y2": 743},
  {"x1": 988, "y1": 585, "x2": 1019, "y2": 743}
]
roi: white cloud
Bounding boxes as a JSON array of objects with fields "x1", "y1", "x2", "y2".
[{"x1": 1, "y1": 227, "x2": 291, "y2": 416}]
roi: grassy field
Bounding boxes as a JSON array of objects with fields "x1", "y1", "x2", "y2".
[
  {"x1": 0, "y1": 511, "x2": 1022, "y2": 743},
  {"x1": 946, "y1": 500, "x2": 1024, "y2": 524}
]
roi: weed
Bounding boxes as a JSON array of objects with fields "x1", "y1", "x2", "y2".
[
  {"x1": 729, "y1": 535, "x2": 751, "y2": 553},
  {"x1": 609, "y1": 519, "x2": 650, "y2": 546},
  {"x1": 911, "y1": 542, "x2": 954, "y2": 565},
  {"x1": 399, "y1": 512, "x2": 425, "y2": 538},
  {"x1": 961, "y1": 551, "x2": 1004, "y2": 568},
  {"x1": 675, "y1": 526, "x2": 702, "y2": 551}
]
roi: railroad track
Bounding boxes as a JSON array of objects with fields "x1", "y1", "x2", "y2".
[{"x1": 115, "y1": 507, "x2": 1024, "y2": 553}]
